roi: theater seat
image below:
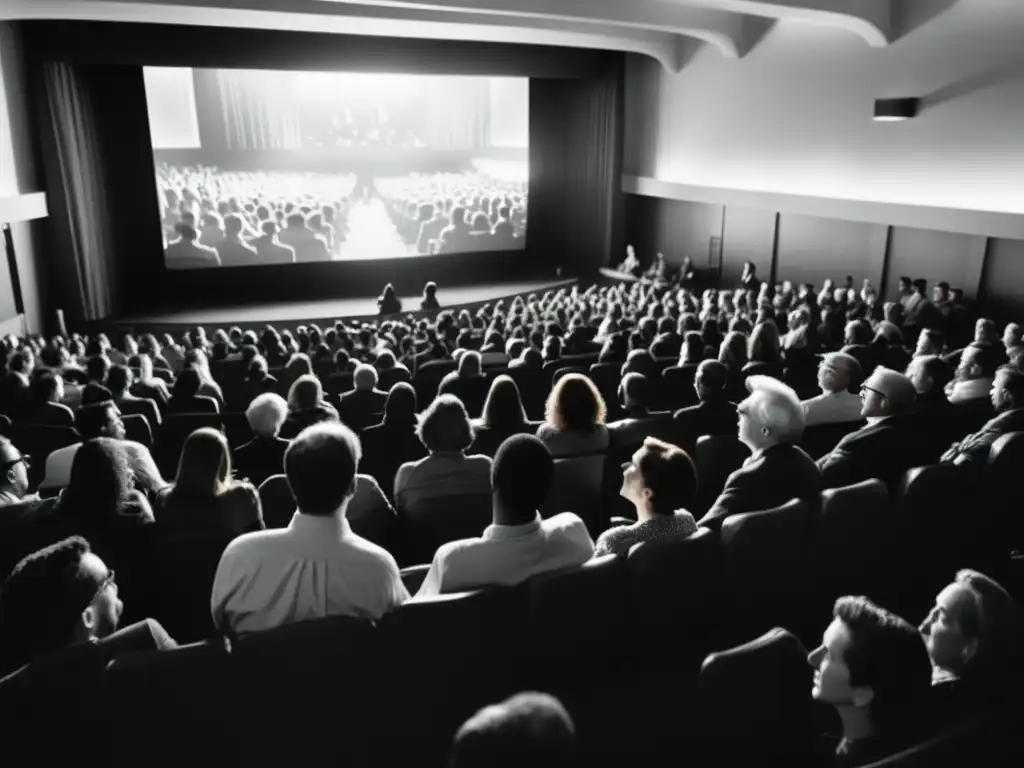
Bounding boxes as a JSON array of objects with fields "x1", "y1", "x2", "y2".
[
  {"x1": 689, "y1": 628, "x2": 819, "y2": 768},
  {"x1": 156, "y1": 413, "x2": 224, "y2": 477},
  {"x1": 987, "y1": 431, "x2": 1024, "y2": 554},
  {"x1": 800, "y1": 420, "x2": 865, "y2": 460},
  {"x1": 397, "y1": 492, "x2": 492, "y2": 566},
  {"x1": 692, "y1": 435, "x2": 751, "y2": 516},
  {"x1": 121, "y1": 413, "x2": 152, "y2": 448},
  {"x1": 540, "y1": 453, "x2": 607, "y2": 536},
  {"x1": 720, "y1": 498, "x2": 810, "y2": 642},
  {"x1": 10, "y1": 424, "x2": 79, "y2": 489}
]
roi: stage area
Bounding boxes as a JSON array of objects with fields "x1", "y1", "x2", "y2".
[{"x1": 111, "y1": 277, "x2": 577, "y2": 333}]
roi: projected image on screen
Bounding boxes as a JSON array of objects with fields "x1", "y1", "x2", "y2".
[{"x1": 144, "y1": 68, "x2": 529, "y2": 269}]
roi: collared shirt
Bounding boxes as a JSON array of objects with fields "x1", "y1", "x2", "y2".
[
  {"x1": 593, "y1": 510, "x2": 698, "y2": 557},
  {"x1": 415, "y1": 512, "x2": 594, "y2": 598},
  {"x1": 801, "y1": 391, "x2": 865, "y2": 427},
  {"x1": 211, "y1": 510, "x2": 408, "y2": 636}
]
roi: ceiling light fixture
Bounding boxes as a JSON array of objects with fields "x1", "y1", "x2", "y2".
[{"x1": 874, "y1": 98, "x2": 919, "y2": 122}]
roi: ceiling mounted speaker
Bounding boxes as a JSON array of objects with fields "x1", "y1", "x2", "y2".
[{"x1": 874, "y1": 98, "x2": 919, "y2": 122}]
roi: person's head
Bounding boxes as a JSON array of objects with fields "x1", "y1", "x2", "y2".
[
  {"x1": 491, "y1": 435, "x2": 553, "y2": 526},
  {"x1": 172, "y1": 368, "x2": 203, "y2": 400},
  {"x1": 912, "y1": 279, "x2": 927, "y2": 296},
  {"x1": 86, "y1": 354, "x2": 110, "y2": 384},
  {"x1": 0, "y1": 536, "x2": 122, "y2": 661},
  {"x1": 459, "y1": 350, "x2": 482, "y2": 378},
  {"x1": 619, "y1": 437, "x2": 697, "y2": 517},
  {"x1": 0, "y1": 437, "x2": 30, "y2": 499},
  {"x1": 919, "y1": 570, "x2": 1024, "y2": 686},
  {"x1": 898, "y1": 276, "x2": 912, "y2": 296},
  {"x1": 481, "y1": 375, "x2": 527, "y2": 429},
  {"x1": 423, "y1": 281, "x2": 438, "y2": 298},
  {"x1": 287, "y1": 374, "x2": 324, "y2": 412},
  {"x1": 904, "y1": 355, "x2": 954, "y2": 397},
  {"x1": 246, "y1": 392, "x2": 288, "y2": 439},
  {"x1": 260, "y1": 219, "x2": 279, "y2": 238},
  {"x1": 859, "y1": 367, "x2": 917, "y2": 419},
  {"x1": 284, "y1": 423, "x2": 361, "y2": 517},
  {"x1": 29, "y1": 370, "x2": 64, "y2": 406},
  {"x1": 223, "y1": 213, "x2": 243, "y2": 238},
  {"x1": 718, "y1": 331, "x2": 748, "y2": 370},
  {"x1": 818, "y1": 352, "x2": 862, "y2": 396},
  {"x1": 736, "y1": 376, "x2": 804, "y2": 451},
  {"x1": 353, "y1": 363, "x2": 378, "y2": 392},
  {"x1": 286, "y1": 352, "x2": 313, "y2": 378},
  {"x1": 416, "y1": 394, "x2": 474, "y2": 454},
  {"x1": 933, "y1": 282, "x2": 950, "y2": 304},
  {"x1": 845, "y1": 320, "x2": 873, "y2": 347},
  {"x1": 544, "y1": 373, "x2": 606, "y2": 433},
  {"x1": 381, "y1": 381, "x2": 417, "y2": 425},
  {"x1": 106, "y1": 364, "x2": 133, "y2": 397},
  {"x1": 809, "y1": 596, "x2": 932, "y2": 741},
  {"x1": 173, "y1": 427, "x2": 233, "y2": 497},
  {"x1": 990, "y1": 364, "x2": 1024, "y2": 413},
  {"x1": 60, "y1": 438, "x2": 134, "y2": 523},
  {"x1": 450, "y1": 691, "x2": 575, "y2": 768},
  {"x1": 680, "y1": 331, "x2": 705, "y2": 365},
  {"x1": 956, "y1": 343, "x2": 1001, "y2": 384},
  {"x1": 692, "y1": 359, "x2": 727, "y2": 403},
  {"x1": 748, "y1": 322, "x2": 782, "y2": 364},
  {"x1": 75, "y1": 400, "x2": 126, "y2": 441},
  {"x1": 975, "y1": 318, "x2": 998, "y2": 346},
  {"x1": 1002, "y1": 322, "x2": 1023, "y2": 352},
  {"x1": 914, "y1": 328, "x2": 945, "y2": 358}
]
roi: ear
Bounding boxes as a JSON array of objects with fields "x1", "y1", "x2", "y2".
[
  {"x1": 961, "y1": 637, "x2": 980, "y2": 665},
  {"x1": 851, "y1": 685, "x2": 875, "y2": 708},
  {"x1": 760, "y1": 426, "x2": 770, "y2": 437},
  {"x1": 81, "y1": 604, "x2": 96, "y2": 633}
]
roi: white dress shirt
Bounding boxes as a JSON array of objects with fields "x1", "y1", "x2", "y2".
[
  {"x1": 415, "y1": 512, "x2": 595, "y2": 598},
  {"x1": 211, "y1": 510, "x2": 408, "y2": 636},
  {"x1": 800, "y1": 391, "x2": 865, "y2": 426}
]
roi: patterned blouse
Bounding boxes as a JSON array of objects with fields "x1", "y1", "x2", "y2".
[{"x1": 593, "y1": 510, "x2": 698, "y2": 557}]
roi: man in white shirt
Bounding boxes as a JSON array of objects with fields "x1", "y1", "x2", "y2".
[
  {"x1": 801, "y1": 352, "x2": 865, "y2": 427},
  {"x1": 416, "y1": 434, "x2": 594, "y2": 598},
  {"x1": 211, "y1": 422, "x2": 408, "y2": 636}
]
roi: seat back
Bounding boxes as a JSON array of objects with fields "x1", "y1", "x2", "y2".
[
  {"x1": 398, "y1": 493, "x2": 492, "y2": 566},
  {"x1": 149, "y1": 531, "x2": 235, "y2": 643},
  {"x1": 156, "y1": 413, "x2": 224, "y2": 477},
  {"x1": 378, "y1": 367, "x2": 412, "y2": 393},
  {"x1": 693, "y1": 435, "x2": 751, "y2": 516},
  {"x1": 799, "y1": 420, "x2": 865, "y2": 460},
  {"x1": 121, "y1": 413, "x2": 152, "y2": 448},
  {"x1": 987, "y1": 431, "x2": 1024, "y2": 553},
  {"x1": 661, "y1": 365, "x2": 698, "y2": 410},
  {"x1": 258, "y1": 473, "x2": 295, "y2": 529},
  {"x1": 540, "y1": 453, "x2": 607, "y2": 536},
  {"x1": 10, "y1": 424, "x2": 80, "y2": 489},
  {"x1": 551, "y1": 366, "x2": 588, "y2": 387}
]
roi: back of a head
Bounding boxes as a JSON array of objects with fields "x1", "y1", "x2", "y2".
[
  {"x1": 417, "y1": 394, "x2": 473, "y2": 453},
  {"x1": 697, "y1": 359, "x2": 729, "y2": 400},
  {"x1": 953, "y1": 569, "x2": 1024, "y2": 685},
  {"x1": 459, "y1": 350, "x2": 482, "y2": 377},
  {"x1": 288, "y1": 374, "x2": 323, "y2": 411},
  {"x1": 354, "y1": 363, "x2": 378, "y2": 391},
  {"x1": 29, "y1": 370, "x2": 60, "y2": 406},
  {"x1": 451, "y1": 691, "x2": 576, "y2": 768},
  {"x1": 106, "y1": 364, "x2": 130, "y2": 395},
  {"x1": 638, "y1": 437, "x2": 697, "y2": 514},
  {"x1": 76, "y1": 400, "x2": 114, "y2": 440},
  {"x1": 284, "y1": 422, "x2": 360, "y2": 516},
  {"x1": 907, "y1": 355, "x2": 953, "y2": 395},
  {"x1": 482, "y1": 375, "x2": 526, "y2": 429},
  {"x1": 546, "y1": 373, "x2": 606, "y2": 433},
  {"x1": 173, "y1": 368, "x2": 202, "y2": 399},
  {"x1": 260, "y1": 219, "x2": 278, "y2": 237},
  {"x1": 492, "y1": 435, "x2": 553, "y2": 522},
  {"x1": 746, "y1": 376, "x2": 805, "y2": 443},
  {"x1": 62, "y1": 438, "x2": 130, "y2": 520},
  {"x1": 384, "y1": 382, "x2": 417, "y2": 423},
  {"x1": 174, "y1": 427, "x2": 230, "y2": 496},
  {"x1": 681, "y1": 331, "x2": 705, "y2": 364},
  {"x1": 619, "y1": 371, "x2": 649, "y2": 408},
  {"x1": 246, "y1": 392, "x2": 288, "y2": 438}
]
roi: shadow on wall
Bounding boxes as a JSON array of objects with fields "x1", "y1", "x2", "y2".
[
  {"x1": 894, "y1": 0, "x2": 961, "y2": 40},
  {"x1": 921, "y1": 58, "x2": 1024, "y2": 111}
]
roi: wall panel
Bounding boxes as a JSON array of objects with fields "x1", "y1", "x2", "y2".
[
  {"x1": 981, "y1": 238, "x2": 1024, "y2": 324},
  {"x1": 776, "y1": 214, "x2": 887, "y2": 291},
  {"x1": 721, "y1": 207, "x2": 776, "y2": 288},
  {"x1": 885, "y1": 227, "x2": 986, "y2": 302}
]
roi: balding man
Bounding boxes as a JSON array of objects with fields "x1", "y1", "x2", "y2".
[
  {"x1": 817, "y1": 367, "x2": 927, "y2": 491},
  {"x1": 801, "y1": 352, "x2": 865, "y2": 426},
  {"x1": 698, "y1": 376, "x2": 821, "y2": 531},
  {"x1": 338, "y1": 363, "x2": 388, "y2": 430}
]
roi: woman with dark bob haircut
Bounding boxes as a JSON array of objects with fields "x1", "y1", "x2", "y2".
[
  {"x1": 536, "y1": 373, "x2": 609, "y2": 457},
  {"x1": 393, "y1": 394, "x2": 491, "y2": 515},
  {"x1": 470, "y1": 375, "x2": 533, "y2": 458}
]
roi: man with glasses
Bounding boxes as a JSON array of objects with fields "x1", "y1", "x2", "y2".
[
  {"x1": 0, "y1": 437, "x2": 36, "y2": 507},
  {"x1": 801, "y1": 352, "x2": 865, "y2": 427},
  {"x1": 817, "y1": 366, "x2": 926, "y2": 492}
]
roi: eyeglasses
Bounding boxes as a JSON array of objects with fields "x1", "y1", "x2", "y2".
[
  {"x1": 2, "y1": 454, "x2": 30, "y2": 471},
  {"x1": 859, "y1": 385, "x2": 884, "y2": 399},
  {"x1": 92, "y1": 570, "x2": 117, "y2": 603}
]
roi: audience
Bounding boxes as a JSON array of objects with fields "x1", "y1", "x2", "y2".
[
  {"x1": 339, "y1": 363, "x2": 388, "y2": 430},
  {"x1": 416, "y1": 435, "x2": 593, "y2": 596},
  {"x1": 594, "y1": 437, "x2": 698, "y2": 557},
  {"x1": 606, "y1": 373, "x2": 670, "y2": 448},
  {"x1": 233, "y1": 392, "x2": 291, "y2": 487},
  {"x1": 672, "y1": 359, "x2": 738, "y2": 452},
  {"x1": 168, "y1": 368, "x2": 219, "y2": 414},
  {"x1": 24, "y1": 371, "x2": 74, "y2": 427},
  {"x1": 469, "y1": 375, "x2": 533, "y2": 457},
  {"x1": 941, "y1": 364, "x2": 1024, "y2": 467},
  {"x1": 801, "y1": 352, "x2": 864, "y2": 426},
  {"x1": 107, "y1": 364, "x2": 161, "y2": 433},
  {"x1": 438, "y1": 350, "x2": 489, "y2": 418},
  {"x1": 211, "y1": 422, "x2": 408, "y2": 635}
]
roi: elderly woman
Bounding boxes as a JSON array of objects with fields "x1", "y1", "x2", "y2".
[
  {"x1": 157, "y1": 427, "x2": 263, "y2": 537},
  {"x1": 393, "y1": 394, "x2": 492, "y2": 514},
  {"x1": 280, "y1": 374, "x2": 339, "y2": 439},
  {"x1": 360, "y1": 382, "x2": 427, "y2": 501},
  {"x1": 233, "y1": 392, "x2": 291, "y2": 487},
  {"x1": 470, "y1": 375, "x2": 533, "y2": 458},
  {"x1": 536, "y1": 373, "x2": 609, "y2": 457}
]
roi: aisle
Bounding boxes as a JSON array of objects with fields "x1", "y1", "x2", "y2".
[{"x1": 335, "y1": 197, "x2": 417, "y2": 260}]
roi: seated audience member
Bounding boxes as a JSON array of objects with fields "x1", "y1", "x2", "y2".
[
  {"x1": 214, "y1": 213, "x2": 257, "y2": 268},
  {"x1": 251, "y1": 220, "x2": 297, "y2": 265},
  {"x1": 243, "y1": 354, "x2": 278, "y2": 402},
  {"x1": 594, "y1": 437, "x2": 698, "y2": 557},
  {"x1": 129, "y1": 353, "x2": 170, "y2": 411},
  {"x1": 672, "y1": 360, "x2": 739, "y2": 452},
  {"x1": 339, "y1": 364, "x2": 389, "y2": 429},
  {"x1": 915, "y1": 328, "x2": 945, "y2": 358},
  {"x1": 809, "y1": 596, "x2": 934, "y2": 767},
  {"x1": 184, "y1": 348, "x2": 224, "y2": 405},
  {"x1": 1002, "y1": 322, "x2": 1023, "y2": 363},
  {"x1": 394, "y1": 394, "x2": 491, "y2": 513},
  {"x1": 416, "y1": 435, "x2": 593, "y2": 597},
  {"x1": 420, "y1": 281, "x2": 441, "y2": 311},
  {"x1": 85, "y1": 354, "x2": 111, "y2": 387},
  {"x1": 470, "y1": 375, "x2": 534, "y2": 458},
  {"x1": 0, "y1": 537, "x2": 175, "y2": 729},
  {"x1": 359, "y1": 382, "x2": 426, "y2": 494},
  {"x1": 106, "y1": 364, "x2": 160, "y2": 432},
  {"x1": 606, "y1": 373, "x2": 670, "y2": 448},
  {"x1": 167, "y1": 368, "x2": 219, "y2": 415},
  {"x1": 0, "y1": 348, "x2": 33, "y2": 416},
  {"x1": 279, "y1": 212, "x2": 331, "y2": 263},
  {"x1": 941, "y1": 364, "x2": 1024, "y2": 467},
  {"x1": 948, "y1": 343, "x2": 1000, "y2": 405},
  {"x1": 377, "y1": 283, "x2": 402, "y2": 316},
  {"x1": 233, "y1": 393, "x2": 291, "y2": 488},
  {"x1": 164, "y1": 223, "x2": 221, "y2": 269},
  {"x1": 439, "y1": 350, "x2": 489, "y2": 418},
  {"x1": 450, "y1": 691, "x2": 576, "y2": 768},
  {"x1": 0, "y1": 437, "x2": 37, "y2": 507},
  {"x1": 157, "y1": 427, "x2": 263, "y2": 537},
  {"x1": 211, "y1": 423, "x2": 408, "y2": 636},
  {"x1": 817, "y1": 367, "x2": 926, "y2": 491},
  {"x1": 41, "y1": 401, "x2": 166, "y2": 494},
  {"x1": 920, "y1": 570, "x2": 1024, "y2": 728},
  {"x1": 23, "y1": 370, "x2": 74, "y2": 427},
  {"x1": 905, "y1": 355, "x2": 960, "y2": 460},
  {"x1": 536, "y1": 373, "x2": 610, "y2": 457},
  {"x1": 280, "y1": 375, "x2": 339, "y2": 439},
  {"x1": 801, "y1": 352, "x2": 864, "y2": 427},
  {"x1": 699, "y1": 376, "x2": 820, "y2": 530},
  {"x1": 81, "y1": 381, "x2": 114, "y2": 408}
]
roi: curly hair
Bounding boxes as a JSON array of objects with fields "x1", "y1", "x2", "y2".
[{"x1": 544, "y1": 373, "x2": 606, "y2": 433}]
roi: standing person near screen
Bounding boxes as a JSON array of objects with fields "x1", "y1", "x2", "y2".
[{"x1": 378, "y1": 284, "x2": 402, "y2": 316}]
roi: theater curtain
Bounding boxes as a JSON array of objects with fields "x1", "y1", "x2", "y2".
[
  {"x1": 421, "y1": 77, "x2": 491, "y2": 150},
  {"x1": 35, "y1": 61, "x2": 121, "y2": 322},
  {"x1": 215, "y1": 69, "x2": 303, "y2": 150}
]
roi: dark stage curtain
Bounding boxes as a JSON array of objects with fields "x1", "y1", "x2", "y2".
[{"x1": 34, "y1": 61, "x2": 121, "y2": 322}]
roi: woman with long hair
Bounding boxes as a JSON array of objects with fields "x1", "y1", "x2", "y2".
[
  {"x1": 378, "y1": 282, "x2": 402, "y2": 316},
  {"x1": 360, "y1": 382, "x2": 427, "y2": 502},
  {"x1": 536, "y1": 373, "x2": 609, "y2": 457},
  {"x1": 183, "y1": 348, "x2": 224, "y2": 406},
  {"x1": 157, "y1": 427, "x2": 263, "y2": 537},
  {"x1": 168, "y1": 368, "x2": 219, "y2": 414},
  {"x1": 470, "y1": 375, "x2": 532, "y2": 457},
  {"x1": 128, "y1": 352, "x2": 171, "y2": 411}
]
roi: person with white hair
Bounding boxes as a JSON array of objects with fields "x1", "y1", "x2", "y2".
[
  {"x1": 800, "y1": 352, "x2": 865, "y2": 427},
  {"x1": 816, "y1": 366, "x2": 928, "y2": 492},
  {"x1": 698, "y1": 376, "x2": 821, "y2": 531},
  {"x1": 233, "y1": 392, "x2": 291, "y2": 487},
  {"x1": 338, "y1": 363, "x2": 388, "y2": 430}
]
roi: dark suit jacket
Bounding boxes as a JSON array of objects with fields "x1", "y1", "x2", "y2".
[
  {"x1": 23, "y1": 401, "x2": 75, "y2": 428},
  {"x1": 817, "y1": 413, "x2": 929, "y2": 491},
  {"x1": 942, "y1": 407, "x2": 1024, "y2": 467},
  {"x1": 279, "y1": 404, "x2": 340, "y2": 440},
  {"x1": 233, "y1": 437, "x2": 291, "y2": 488},
  {"x1": 673, "y1": 399, "x2": 739, "y2": 452},
  {"x1": 700, "y1": 442, "x2": 822, "y2": 530},
  {"x1": 338, "y1": 389, "x2": 388, "y2": 431}
]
